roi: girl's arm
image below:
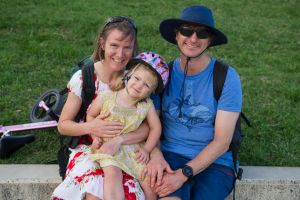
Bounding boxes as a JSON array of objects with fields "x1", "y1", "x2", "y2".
[
  {"x1": 143, "y1": 104, "x2": 162, "y2": 153},
  {"x1": 118, "y1": 121, "x2": 149, "y2": 144},
  {"x1": 134, "y1": 104, "x2": 161, "y2": 163}
]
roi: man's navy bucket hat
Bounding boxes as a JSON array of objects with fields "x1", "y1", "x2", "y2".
[{"x1": 159, "y1": 5, "x2": 228, "y2": 47}]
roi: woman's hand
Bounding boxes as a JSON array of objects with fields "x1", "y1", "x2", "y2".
[
  {"x1": 89, "y1": 111, "x2": 123, "y2": 138},
  {"x1": 154, "y1": 169, "x2": 186, "y2": 197},
  {"x1": 97, "y1": 136, "x2": 123, "y2": 156},
  {"x1": 135, "y1": 147, "x2": 150, "y2": 164},
  {"x1": 141, "y1": 148, "x2": 174, "y2": 188}
]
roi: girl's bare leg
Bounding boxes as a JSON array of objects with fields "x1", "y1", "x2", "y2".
[
  {"x1": 140, "y1": 180, "x2": 157, "y2": 200},
  {"x1": 85, "y1": 193, "x2": 101, "y2": 200},
  {"x1": 103, "y1": 166, "x2": 124, "y2": 200}
]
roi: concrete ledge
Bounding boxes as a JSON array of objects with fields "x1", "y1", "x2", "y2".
[
  {"x1": 226, "y1": 166, "x2": 300, "y2": 200},
  {"x1": 0, "y1": 165, "x2": 60, "y2": 200},
  {"x1": 0, "y1": 165, "x2": 299, "y2": 200}
]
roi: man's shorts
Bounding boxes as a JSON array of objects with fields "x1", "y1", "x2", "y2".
[{"x1": 159, "y1": 151, "x2": 235, "y2": 200}]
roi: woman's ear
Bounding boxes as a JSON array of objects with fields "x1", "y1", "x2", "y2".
[{"x1": 100, "y1": 38, "x2": 105, "y2": 50}]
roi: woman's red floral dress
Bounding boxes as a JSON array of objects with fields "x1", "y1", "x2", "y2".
[
  {"x1": 51, "y1": 145, "x2": 145, "y2": 200},
  {"x1": 51, "y1": 70, "x2": 145, "y2": 200}
]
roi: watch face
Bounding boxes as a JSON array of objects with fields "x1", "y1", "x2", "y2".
[{"x1": 183, "y1": 165, "x2": 193, "y2": 177}]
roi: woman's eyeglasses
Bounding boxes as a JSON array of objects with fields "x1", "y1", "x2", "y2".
[
  {"x1": 104, "y1": 16, "x2": 138, "y2": 34},
  {"x1": 178, "y1": 26, "x2": 210, "y2": 39}
]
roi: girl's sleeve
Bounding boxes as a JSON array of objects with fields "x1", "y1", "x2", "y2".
[{"x1": 67, "y1": 70, "x2": 83, "y2": 99}]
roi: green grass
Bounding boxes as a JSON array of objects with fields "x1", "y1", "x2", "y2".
[{"x1": 0, "y1": 0, "x2": 299, "y2": 166}]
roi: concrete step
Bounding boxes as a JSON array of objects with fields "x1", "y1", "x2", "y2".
[
  {"x1": 226, "y1": 166, "x2": 300, "y2": 200},
  {"x1": 0, "y1": 165, "x2": 299, "y2": 200}
]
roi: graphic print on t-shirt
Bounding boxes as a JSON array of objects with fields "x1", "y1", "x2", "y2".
[{"x1": 165, "y1": 93, "x2": 213, "y2": 130}]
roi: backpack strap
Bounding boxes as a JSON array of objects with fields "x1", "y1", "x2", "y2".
[
  {"x1": 213, "y1": 60, "x2": 229, "y2": 102},
  {"x1": 81, "y1": 62, "x2": 95, "y2": 117},
  {"x1": 70, "y1": 60, "x2": 95, "y2": 148},
  {"x1": 164, "y1": 60, "x2": 174, "y2": 96}
]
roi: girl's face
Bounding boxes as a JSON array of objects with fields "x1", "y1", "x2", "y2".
[
  {"x1": 126, "y1": 67, "x2": 157, "y2": 100},
  {"x1": 101, "y1": 29, "x2": 135, "y2": 72},
  {"x1": 175, "y1": 25, "x2": 211, "y2": 58}
]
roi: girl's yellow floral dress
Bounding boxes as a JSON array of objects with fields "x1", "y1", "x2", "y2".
[{"x1": 89, "y1": 91, "x2": 153, "y2": 180}]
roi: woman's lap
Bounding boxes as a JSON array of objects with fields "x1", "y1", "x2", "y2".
[
  {"x1": 51, "y1": 145, "x2": 145, "y2": 200},
  {"x1": 161, "y1": 151, "x2": 235, "y2": 200}
]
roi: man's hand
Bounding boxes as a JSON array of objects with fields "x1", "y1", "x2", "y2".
[
  {"x1": 141, "y1": 149, "x2": 174, "y2": 188},
  {"x1": 154, "y1": 169, "x2": 187, "y2": 197}
]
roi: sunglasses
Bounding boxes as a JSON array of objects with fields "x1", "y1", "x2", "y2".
[
  {"x1": 104, "y1": 16, "x2": 138, "y2": 34},
  {"x1": 178, "y1": 26, "x2": 210, "y2": 39}
]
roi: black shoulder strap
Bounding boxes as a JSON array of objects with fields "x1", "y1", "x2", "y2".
[
  {"x1": 164, "y1": 60, "x2": 174, "y2": 96},
  {"x1": 81, "y1": 62, "x2": 95, "y2": 120},
  {"x1": 213, "y1": 61, "x2": 251, "y2": 127},
  {"x1": 169, "y1": 60, "x2": 174, "y2": 74},
  {"x1": 70, "y1": 61, "x2": 95, "y2": 146},
  {"x1": 213, "y1": 60, "x2": 229, "y2": 102}
]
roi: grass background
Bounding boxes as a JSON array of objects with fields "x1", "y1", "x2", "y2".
[{"x1": 0, "y1": 0, "x2": 299, "y2": 166}]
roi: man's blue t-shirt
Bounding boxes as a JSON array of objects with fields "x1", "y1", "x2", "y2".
[{"x1": 160, "y1": 57, "x2": 242, "y2": 169}]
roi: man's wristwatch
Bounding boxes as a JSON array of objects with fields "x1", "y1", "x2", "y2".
[{"x1": 182, "y1": 165, "x2": 193, "y2": 181}]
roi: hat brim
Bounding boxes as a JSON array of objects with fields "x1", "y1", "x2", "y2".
[
  {"x1": 159, "y1": 19, "x2": 228, "y2": 47},
  {"x1": 126, "y1": 58, "x2": 164, "y2": 94}
]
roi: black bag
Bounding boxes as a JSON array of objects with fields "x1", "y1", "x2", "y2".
[
  {"x1": 213, "y1": 60, "x2": 251, "y2": 178},
  {"x1": 57, "y1": 56, "x2": 96, "y2": 179}
]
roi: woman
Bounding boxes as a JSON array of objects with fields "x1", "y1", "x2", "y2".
[
  {"x1": 52, "y1": 16, "x2": 148, "y2": 200},
  {"x1": 143, "y1": 5, "x2": 242, "y2": 200}
]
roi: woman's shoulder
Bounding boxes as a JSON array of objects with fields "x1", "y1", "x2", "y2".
[
  {"x1": 99, "y1": 90, "x2": 115, "y2": 99},
  {"x1": 67, "y1": 70, "x2": 83, "y2": 98}
]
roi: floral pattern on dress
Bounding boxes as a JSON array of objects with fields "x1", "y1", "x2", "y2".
[
  {"x1": 51, "y1": 69, "x2": 145, "y2": 200},
  {"x1": 51, "y1": 145, "x2": 145, "y2": 200}
]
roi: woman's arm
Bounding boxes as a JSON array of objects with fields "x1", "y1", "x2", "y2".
[
  {"x1": 58, "y1": 92, "x2": 90, "y2": 136},
  {"x1": 97, "y1": 117, "x2": 150, "y2": 155},
  {"x1": 86, "y1": 95, "x2": 102, "y2": 122},
  {"x1": 58, "y1": 92, "x2": 123, "y2": 137},
  {"x1": 119, "y1": 120, "x2": 149, "y2": 144}
]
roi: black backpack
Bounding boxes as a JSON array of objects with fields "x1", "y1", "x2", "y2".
[
  {"x1": 57, "y1": 56, "x2": 96, "y2": 180},
  {"x1": 167, "y1": 59, "x2": 251, "y2": 181}
]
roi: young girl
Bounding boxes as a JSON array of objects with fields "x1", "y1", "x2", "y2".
[{"x1": 87, "y1": 52, "x2": 169, "y2": 200}]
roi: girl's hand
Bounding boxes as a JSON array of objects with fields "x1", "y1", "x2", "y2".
[
  {"x1": 135, "y1": 147, "x2": 150, "y2": 164},
  {"x1": 89, "y1": 112, "x2": 123, "y2": 138},
  {"x1": 98, "y1": 136, "x2": 123, "y2": 156},
  {"x1": 91, "y1": 137, "x2": 102, "y2": 150}
]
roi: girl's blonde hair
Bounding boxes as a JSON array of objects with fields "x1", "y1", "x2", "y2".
[{"x1": 111, "y1": 63, "x2": 158, "y2": 92}]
